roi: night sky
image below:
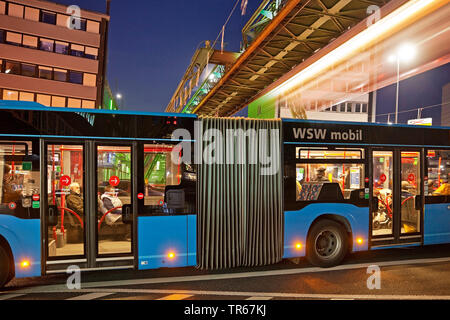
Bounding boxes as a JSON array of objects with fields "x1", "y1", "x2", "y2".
[{"x1": 55, "y1": 0, "x2": 261, "y2": 112}]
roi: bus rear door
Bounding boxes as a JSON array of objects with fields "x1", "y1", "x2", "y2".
[{"x1": 371, "y1": 149, "x2": 423, "y2": 247}]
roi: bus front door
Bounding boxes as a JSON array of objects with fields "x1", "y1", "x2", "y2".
[
  {"x1": 44, "y1": 141, "x2": 135, "y2": 273},
  {"x1": 371, "y1": 149, "x2": 423, "y2": 247}
]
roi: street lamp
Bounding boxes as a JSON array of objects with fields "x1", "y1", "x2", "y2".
[
  {"x1": 116, "y1": 93, "x2": 122, "y2": 109},
  {"x1": 388, "y1": 43, "x2": 416, "y2": 124}
]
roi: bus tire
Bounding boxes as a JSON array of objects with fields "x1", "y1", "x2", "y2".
[
  {"x1": 306, "y1": 219, "x2": 349, "y2": 268},
  {"x1": 0, "y1": 245, "x2": 11, "y2": 288}
]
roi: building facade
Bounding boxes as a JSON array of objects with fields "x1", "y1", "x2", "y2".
[{"x1": 0, "y1": 0, "x2": 109, "y2": 109}]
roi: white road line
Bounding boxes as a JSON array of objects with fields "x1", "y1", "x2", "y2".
[
  {"x1": 66, "y1": 292, "x2": 114, "y2": 300},
  {"x1": 0, "y1": 293, "x2": 25, "y2": 300},
  {"x1": 19, "y1": 255, "x2": 450, "y2": 293},
  {"x1": 246, "y1": 296, "x2": 273, "y2": 300},
  {"x1": 19, "y1": 288, "x2": 450, "y2": 300}
]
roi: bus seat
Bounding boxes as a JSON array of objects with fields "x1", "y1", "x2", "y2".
[{"x1": 318, "y1": 183, "x2": 344, "y2": 201}]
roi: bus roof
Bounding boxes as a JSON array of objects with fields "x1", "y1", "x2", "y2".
[
  {"x1": 282, "y1": 117, "x2": 450, "y2": 130},
  {"x1": 0, "y1": 101, "x2": 198, "y2": 118}
]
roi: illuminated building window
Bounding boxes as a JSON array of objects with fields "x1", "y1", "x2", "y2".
[
  {"x1": 3, "y1": 90, "x2": 19, "y2": 101},
  {"x1": 68, "y1": 98, "x2": 82, "y2": 108},
  {"x1": 36, "y1": 94, "x2": 51, "y2": 106},
  {"x1": 51, "y1": 96, "x2": 66, "y2": 108},
  {"x1": 6, "y1": 32, "x2": 22, "y2": 46},
  {"x1": 83, "y1": 73, "x2": 96, "y2": 87},
  {"x1": 56, "y1": 14, "x2": 68, "y2": 27},
  {"x1": 8, "y1": 3, "x2": 24, "y2": 18},
  {"x1": 82, "y1": 100, "x2": 95, "y2": 109},
  {"x1": 19, "y1": 92, "x2": 35, "y2": 102},
  {"x1": 87, "y1": 21, "x2": 100, "y2": 33},
  {"x1": 23, "y1": 35, "x2": 38, "y2": 49},
  {"x1": 24, "y1": 7, "x2": 39, "y2": 21}
]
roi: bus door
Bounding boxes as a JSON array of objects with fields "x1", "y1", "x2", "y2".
[
  {"x1": 371, "y1": 149, "x2": 423, "y2": 246},
  {"x1": 44, "y1": 141, "x2": 135, "y2": 273}
]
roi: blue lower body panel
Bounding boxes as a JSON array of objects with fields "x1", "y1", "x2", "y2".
[
  {"x1": 283, "y1": 203, "x2": 369, "y2": 259},
  {"x1": 424, "y1": 203, "x2": 450, "y2": 245},
  {"x1": 0, "y1": 216, "x2": 41, "y2": 278},
  {"x1": 137, "y1": 215, "x2": 196, "y2": 270}
]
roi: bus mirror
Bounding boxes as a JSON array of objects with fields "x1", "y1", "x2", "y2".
[
  {"x1": 48, "y1": 205, "x2": 58, "y2": 227},
  {"x1": 122, "y1": 204, "x2": 133, "y2": 224}
]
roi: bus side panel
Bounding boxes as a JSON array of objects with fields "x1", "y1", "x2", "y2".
[
  {"x1": 424, "y1": 204, "x2": 450, "y2": 245},
  {"x1": 283, "y1": 203, "x2": 369, "y2": 258},
  {"x1": 0, "y1": 216, "x2": 40, "y2": 278},
  {"x1": 137, "y1": 215, "x2": 188, "y2": 270},
  {"x1": 187, "y1": 214, "x2": 196, "y2": 267}
]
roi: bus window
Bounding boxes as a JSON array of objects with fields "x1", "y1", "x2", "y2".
[
  {"x1": 0, "y1": 142, "x2": 39, "y2": 219},
  {"x1": 296, "y1": 148, "x2": 364, "y2": 160},
  {"x1": 97, "y1": 146, "x2": 132, "y2": 255},
  {"x1": 295, "y1": 148, "x2": 365, "y2": 201},
  {"x1": 142, "y1": 144, "x2": 183, "y2": 215},
  {"x1": 296, "y1": 163, "x2": 364, "y2": 200},
  {"x1": 372, "y1": 151, "x2": 393, "y2": 236},
  {"x1": 47, "y1": 144, "x2": 84, "y2": 257},
  {"x1": 427, "y1": 150, "x2": 450, "y2": 196}
]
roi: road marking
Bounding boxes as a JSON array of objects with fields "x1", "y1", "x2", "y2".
[
  {"x1": 12, "y1": 255, "x2": 450, "y2": 297},
  {"x1": 0, "y1": 293, "x2": 25, "y2": 300},
  {"x1": 21, "y1": 255, "x2": 450, "y2": 293},
  {"x1": 158, "y1": 294, "x2": 193, "y2": 300},
  {"x1": 66, "y1": 292, "x2": 114, "y2": 300},
  {"x1": 246, "y1": 296, "x2": 273, "y2": 300},
  {"x1": 17, "y1": 288, "x2": 450, "y2": 300}
]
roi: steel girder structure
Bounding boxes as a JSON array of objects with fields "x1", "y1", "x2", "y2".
[{"x1": 192, "y1": 0, "x2": 388, "y2": 117}]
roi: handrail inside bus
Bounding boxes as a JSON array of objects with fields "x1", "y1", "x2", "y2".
[{"x1": 98, "y1": 207, "x2": 123, "y2": 231}]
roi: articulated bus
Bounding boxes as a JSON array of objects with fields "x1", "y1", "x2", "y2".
[{"x1": 0, "y1": 101, "x2": 449, "y2": 287}]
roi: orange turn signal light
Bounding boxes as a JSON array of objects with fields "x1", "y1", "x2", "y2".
[
  {"x1": 167, "y1": 252, "x2": 176, "y2": 259},
  {"x1": 20, "y1": 260, "x2": 30, "y2": 268}
]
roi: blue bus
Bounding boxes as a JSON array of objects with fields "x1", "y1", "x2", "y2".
[{"x1": 0, "y1": 101, "x2": 448, "y2": 287}]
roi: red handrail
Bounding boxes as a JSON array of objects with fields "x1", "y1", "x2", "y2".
[
  {"x1": 98, "y1": 206, "x2": 123, "y2": 231},
  {"x1": 401, "y1": 196, "x2": 415, "y2": 206}
]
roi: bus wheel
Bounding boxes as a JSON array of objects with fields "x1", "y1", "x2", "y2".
[
  {"x1": 306, "y1": 219, "x2": 349, "y2": 268},
  {"x1": 0, "y1": 245, "x2": 11, "y2": 288}
]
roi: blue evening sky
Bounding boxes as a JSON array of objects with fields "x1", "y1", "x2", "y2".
[{"x1": 54, "y1": 0, "x2": 261, "y2": 112}]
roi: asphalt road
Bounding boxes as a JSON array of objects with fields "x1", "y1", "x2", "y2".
[{"x1": 2, "y1": 244, "x2": 450, "y2": 300}]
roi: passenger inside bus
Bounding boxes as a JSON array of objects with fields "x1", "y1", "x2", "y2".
[
  {"x1": 100, "y1": 185, "x2": 123, "y2": 226},
  {"x1": 314, "y1": 167, "x2": 330, "y2": 182},
  {"x1": 66, "y1": 182, "x2": 84, "y2": 217}
]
